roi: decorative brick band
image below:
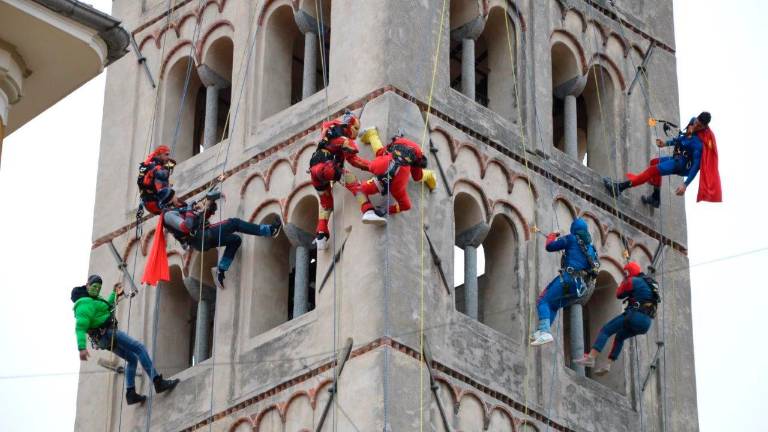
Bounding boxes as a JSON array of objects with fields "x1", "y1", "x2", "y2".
[
  {"x1": 92, "y1": 85, "x2": 686, "y2": 255},
  {"x1": 180, "y1": 336, "x2": 575, "y2": 432}
]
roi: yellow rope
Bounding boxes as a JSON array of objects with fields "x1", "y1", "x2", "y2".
[
  {"x1": 418, "y1": 0, "x2": 448, "y2": 429},
  {"x1": 502, "y1": 5, "x2": 548, "y2": 419}
]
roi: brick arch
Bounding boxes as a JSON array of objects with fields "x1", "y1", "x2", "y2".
[
  {"x1": 240, "y1": 172, "x2": 266, "y2": 198},
  {"x1": 454, "y1": 179, "x2": 492, "y2": 224},
  {"x1": 159, "y1": 40, "x2": 197, "y2": 80},
  {"x1": 551, "y1": 29, "x2": 588, "y2": 75},
  {"x1": 198, "y1": 21, "x2": 235, "y2": 64},
  {"x1": 283, "y1": 181, "x2": 317, "y2": 223},
  {"x1": 492, "y1": 200, "x2": 531, "y2": 241},
  {"x1": 228, "y1": 417, "x2": 255, "y2": 432},
  {"x1": 256, "y1": 0, "x2": 300, "y2": 25},
  {"x1": 248, "y1": 199, "x2": 283, "y2": 224},
  {"x1": 589, "y1": 52, "x2": 627, "y2": 91},
  {"x1": 484, "y1": 0, "x2": 527, "y2": 31}
]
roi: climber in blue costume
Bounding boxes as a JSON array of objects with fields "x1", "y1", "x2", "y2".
[{"x1": 531, "y1": 218, "x2": 600, "y2": 346}]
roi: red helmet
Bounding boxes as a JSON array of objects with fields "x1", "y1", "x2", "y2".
[
  {"x1": 341, "y1": 112, "x2": 360, "y2": 138},
  {"x1": 623, "y1": 261, "x2": 642, "y2": 277}
]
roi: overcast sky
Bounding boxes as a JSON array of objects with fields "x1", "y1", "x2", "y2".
[{"x1": 0, "y1": 1, "x2": 765, "y2": 430}]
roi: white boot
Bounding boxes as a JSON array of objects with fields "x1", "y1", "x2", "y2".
[
  {"x1": 362, "y1": 209, "x2": 387, "y2": 226},
  {"x1": 594, "y1": 363, "x2": 612, "y2": 376},
  {"x1": 530, "y1": 332, "x2": 554, "y2": 346},
  {"x1": 573, "y1": 354, "x2": 595, "y2": 368},
  {"x1": 313, "y1": 235, "x2": 329, "y2": 251}
]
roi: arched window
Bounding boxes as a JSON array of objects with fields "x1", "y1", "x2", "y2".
[
  {"x1": 583, "y1": 270, "x2": 627, "y2": 394},
  {"x1": 154, "y1": 265, "x2": 195, "y2": 377},
  {"x1": 186, "y1": 248, "x2": 219, "y2": 364},
  {"x1": 478, "y1": 214, "x2": 521, "y2": 338},
  {"x1": 198, "y1": 37, "x2": 233, "y2": 151},
  {"x1": 248, "y1": 212, "x2": 292, "y2": 337},
  {"x1": 581, "y1": 64, "x2": 617, "y2": 175},
  {"x1": 259, "y1": 2, "x2": 331, "y2": 121},
  {"x1": 551, "y1": 40, "x2": 585, "y2": 159},
  {"x1": 453, "y1": 192, "x2": 487, "y2": 320},
  {"x1": 260, "y1": 5, "x2": 302, "y2": 120},
  {"x1": 286, "y1": 195, "x2": 318, "y2": 320},
  {"x1": 161, "y1": 56, "x2": 203, "y2": 162},
  {"x1": 450, "y1": 4, "x2": 519, "y2": 120}
]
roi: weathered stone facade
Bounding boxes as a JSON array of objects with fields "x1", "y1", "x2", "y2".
[{"x1": 77, "y1": 0, "x2": 698, "y2": 431}]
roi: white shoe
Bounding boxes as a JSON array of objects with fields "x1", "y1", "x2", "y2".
[
  {"x1": 362, "y1": 210, "x2": 387, "y2": 226},
  {"x1": 530, "y1": 332, "x2": 554, "y2": 346},
  {"x1": 594, "y1": 364, "x2": 612, "y2": 376},
  {"x1": 530, "y1": 330, "x2": 543, "y2": 342},
  {"x1": 573, "y1": 354, "x2": 595, "y2": 368},
  {"x1": 313, "y1": 236, "x2": 329, "y2": 250}
]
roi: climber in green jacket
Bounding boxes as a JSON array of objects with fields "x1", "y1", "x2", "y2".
[{"x1": 72, "y1": 275, "x2": 179, "y2": 405}]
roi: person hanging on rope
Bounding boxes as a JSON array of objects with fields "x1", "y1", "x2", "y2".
[
  {"x1": 72, "y1": 275, "x2": 179, "y2": 406},
  {"x1": 138, "y1": 145, "x2": 184, "y2": 215},
  {"x1": 602, "y1": 113, "x2": 717, "y2": 208},
  {"x1": 531, "y1": 218, "x2": 600, "y2": 346},
  {"x1": 574, "y1": 261, "x2": 660, "y2": 374},
  {"x1": 151, "y1": 190, "x2": 282, "y2": 286},
  {"x1": 309, "y1": 110, "x2": 386, "y2": 250},
  {"x1": 357, "y1": 127, "x2": 438, "y2": 214}
]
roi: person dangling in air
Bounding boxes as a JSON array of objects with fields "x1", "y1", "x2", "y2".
[
  {"x1": 531, "y1": 218, "x2": 600, "y2": 346},
  {"x1": 357, "y1": 126, "x2": 437, "y2": 214},
  {"x1": 603, "y1": 112, "x2": 720, "y2": 207},
  {"x1": 143, "y1": 191, "x2": 281, "y2": 286},
  {"x1": 574, "y1": 261, "x2": 660, "y2": 375},
  {"x1": 137, "y1": 145, "x2": 184, "y2": 215},
  {"x1": 72, "y1": 275, "x2": 179, "y2": 405},
  {"x1": 309, "y1": 110, "x2": 385, "y2": 250}
]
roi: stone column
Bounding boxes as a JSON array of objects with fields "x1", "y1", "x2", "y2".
[
  {"x1": 285, "y1": 223, "x2": 316, "y2": 318},
  {"x1": 553, "y1": 75, "x2": 587, "y2": 159},
  {"x1": 295, "y1": 10, "x2": 327, "y2": 100},
  {"x1": 196, "y1": 65, "x2": 230, "y2": 149},
  {"x1": 450, "y1": 17, "x2": 485, "y2": 102},
  {"x1": 455, "y1": 222, "x2": 490, "y2": 320},
  {"x1": 183, "y1": 274, "x2": 217, "y2": 364},
  {"x1": 569, "y1": 304, "x2": 585, "y2": 375}
]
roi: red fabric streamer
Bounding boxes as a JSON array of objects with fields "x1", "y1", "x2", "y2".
[
  {"x1": 142, "y1": 214, "x2": 170, "y2": 285},
  {"x1": 696, "y1": 128, "x2": 722, "y2": 202}
]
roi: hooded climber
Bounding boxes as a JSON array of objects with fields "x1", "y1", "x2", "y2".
[
  {"x1": 603, "y1": 112, "x2": 717, "y2": 208},
  {"x1": 574, "y1": 261, "x2": 660, "y2": 374},
  {"x1": 357, "y1": 127, "x2": 437, "y2": 214},
  {"x1": 72, "y1": 275, "x2": 179, "y2": 405},
  {"x1": 309, "y1": 110, "x2": 385, "y2": 250},
  {"x1": 531, "y1": 218, "x2": 600, "y2": 346},
  {"x1": 146, "y1": 190, "x2": 282, "y2": 286},
  {"x1": 138, "y1": 145, "x2": 183, "y2": 214}
]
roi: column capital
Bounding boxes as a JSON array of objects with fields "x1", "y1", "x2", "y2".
[
  {"x1": 196, "y1": 64, "x2": 230, "y2": 89},
  {"x1": 450, "y1": 16, "x2": 485, "y2": 42},
  {"x1": 553, "y1": 75, "x2": 587, "y2": 99},
  {"x1": 455, "y1": 222, "x2": 490, "y2": 249},
  {"x1": 294, "y1": 10, "x2": 328, "y2": 35},
  {"x1": 284, "y1": 223, "x2": 316, "y2": 248}
]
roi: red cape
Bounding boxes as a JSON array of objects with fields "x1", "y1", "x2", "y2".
[
  {"x1": 142, "y1": 214, "x2": 170, "y2": 285},
  {"x1": 696, "y1": 128, "x2": 722, "y2": 202}
]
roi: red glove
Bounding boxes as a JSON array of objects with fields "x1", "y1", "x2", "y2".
[{"x1": 546, "y1": 232, "x2": 560, "y2": 245}]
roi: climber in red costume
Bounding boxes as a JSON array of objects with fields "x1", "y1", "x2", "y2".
[
  {"x1": 603, "y1": 112, "x2": 721, "y2": 207},
  {"x1": 137, "y1": 145, "x2": 184, "y2": 215},
  {"x1": 357, "y1": 127, "x2": 437, "y2": 214},
  {"x1": 309, "y1": 110, "x2": 385, "y2": 250}
]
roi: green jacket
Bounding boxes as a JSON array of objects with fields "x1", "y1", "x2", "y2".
[{"x1": 73, "y1": 291, "x2": 116, "y2": 350}]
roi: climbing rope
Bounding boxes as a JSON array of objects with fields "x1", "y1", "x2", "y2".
[
  {"x1": 500, "y1": 6, "x2": 571, "y2": 423},
  {"x1": 414, "y1": 1, "x2": 449, "y2": 429}
]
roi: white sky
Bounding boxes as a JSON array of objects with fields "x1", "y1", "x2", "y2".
[{"x1": 0, "y1": 1, "x2": 765, "y2": 430}]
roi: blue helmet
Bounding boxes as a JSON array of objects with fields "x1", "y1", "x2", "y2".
[{"x1": 570, "y1": 218, "x2": 592, "y2": 244}]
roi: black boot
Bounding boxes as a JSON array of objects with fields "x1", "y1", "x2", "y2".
[
  {"x1": 153, "y1": 375, "x2": 180, "y2": 394},
  {"x1": 125, "y1": 387, "x2": 146, "y2": 405},
  {"x1": 641, "y1": 187, "x2": 661, "y2": 208},
  {"x1": 603, "y1": 177, "x2": 631, "y2": 198},
  {"x1": 269, "y1": 219, "x2": 282, "y2": 237},
  {"x1": 217, "y1": 269, "x2": 226, "y2": 286}
]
